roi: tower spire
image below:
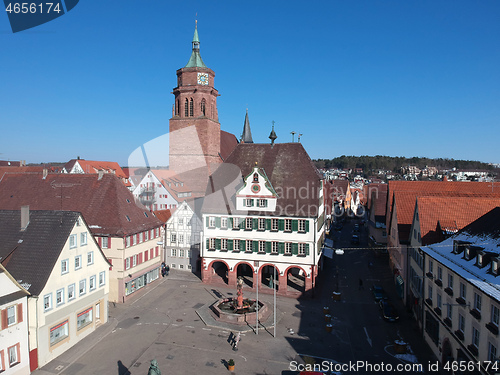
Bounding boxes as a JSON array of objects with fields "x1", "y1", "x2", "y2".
[
  {"x1": 241, "y1": 109, "x2": 253, "y2": 143},
  {"x1": 185, "y1": 20, "x2": 207, "y2": 68},
  {"x1": 269, "y1": 121, "x2": 277, "y2": 146}
]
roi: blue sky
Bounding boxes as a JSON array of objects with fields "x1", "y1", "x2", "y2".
[{"x1": 1, "y1": 0, "x2": 499, "y2": 166}]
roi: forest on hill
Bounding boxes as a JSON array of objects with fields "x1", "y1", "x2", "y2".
[{"x1": 314, "y1": 155, "x2": 495, "y2": 173}]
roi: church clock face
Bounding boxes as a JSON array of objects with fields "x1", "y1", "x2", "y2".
[{"x1": 197, "y1": 73, "x2": 209, "y2": 85}]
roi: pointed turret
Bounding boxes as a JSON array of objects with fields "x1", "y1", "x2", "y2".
[
  {"x1": 241, "y1": 109, "x2": 253, "y2": 143},
  {"x1": 185, "y1": 21, "x2": 207, "y2": 68},
  {"x1": 269, "y1": 122, "x2": 277, "y2": 146}
]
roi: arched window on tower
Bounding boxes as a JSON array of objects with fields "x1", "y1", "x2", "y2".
[
  {"x1": 184, "y1": 98, "x2": 189, "y2": 117},
  {"x1": 176, "y1": 99, "x2": 179, "y2": 115},
  {"x1": 201, "y1": 99, "x2": 206, "y2": 116},
  {"x1": 189, "y1": 98, "x2": 194, "y2": 117}
]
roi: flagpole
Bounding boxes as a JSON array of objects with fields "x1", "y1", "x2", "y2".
[
  {"x1": 273, "y1": 265, "x2": 276, "y2": 338},
  {"x1": 256, "y1": 267, "x2": 259, "y2": 335}
]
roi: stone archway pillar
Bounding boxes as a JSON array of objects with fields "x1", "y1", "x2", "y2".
[
  {"x1": 201, "y1": 260, "x2": 211, "y2": 283},
  {"x1": 228, "y1": 268, "x2": 237, "y2": 286},
  {"x1": 305, "y1": 275, "x2": 313, "y2": 291},
  {"x1": 279, "y1": 274, "x2": 287, "y2": 290}
]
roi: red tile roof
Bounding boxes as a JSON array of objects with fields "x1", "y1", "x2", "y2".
[
  {"x1": 387, "y1": 180, "x2": 500, "y2": 214},
  {"x1": 417, "y1": 197, "x2": 500, "y2": 245},
  {"x1": 153, "y1": 209, "x2": 174, "y2": 223},
  {"x1": 219, "y1": 130, "x2": 238, "y2": 161},
  {"x1": 65, "y1": 159, "x2": 127, "y2": 179},
  {"x1": 205, "y1": 143, "x2": 322, "y2": 217},
  {"x1": 0, "y1": 173, "x2": 162, "y2": 237},
  {"x1": 366, "y1": 183, "x2": 388, "y2": 216}
]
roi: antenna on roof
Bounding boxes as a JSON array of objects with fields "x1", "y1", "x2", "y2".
[{"x1": 298, "y1": 133, "x2": 303, "y2": 143}]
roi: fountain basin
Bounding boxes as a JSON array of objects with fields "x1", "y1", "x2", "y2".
[{"x1": 211, "y1": 298, "x2": 270, "y2": 325}]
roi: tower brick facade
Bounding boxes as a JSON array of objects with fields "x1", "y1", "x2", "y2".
[{"x1": 169, "y1": 24, "x2": 221, "y2": 174}]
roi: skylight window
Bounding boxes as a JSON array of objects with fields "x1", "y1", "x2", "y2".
[{"x1": 125, "y1": 215, "x2": 131, "y2": 222}]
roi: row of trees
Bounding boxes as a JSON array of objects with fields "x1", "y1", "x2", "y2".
[{"x1": 314, "y1": 155, "x2": 495, "y2": 174}]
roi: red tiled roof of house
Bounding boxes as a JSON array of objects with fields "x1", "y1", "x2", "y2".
[
  {"x1": 0, "y1": 173, "x2": 162, "y2": 237},
  {"x1": 387, "y1": 180, "x2": 500, "y2": 214},
  {"x1": 205, "y1": 143, "x2": 322, "y2": 217},
  {"x1": 0, "y1": 161, "x2": 22, "y2": 167},
  {"x1": 417, "y1": 197, "x2": 500, "y2": 245},
  {"x1": 327, "y1": 179, "x2": 350, "y2": 201},
  {"x1": 0, "y1": 166, "x2": 46, "y2": 179},
  {"x1": 220, "y1": 130, "x2": 238, "y2": 161},
  {"x1": 153, "y1": 209, "x2": 174, "y2": 223},
  {"x1": 365, "y1": 183, "x2": 388, "y2": 215},
  {"x1": 65, "y1": 159, "x2": 127, "y2": 179}
]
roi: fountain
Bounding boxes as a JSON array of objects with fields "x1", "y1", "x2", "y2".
[{"x1": 211, "y1": 276, "x2": 270, "y2": 325}]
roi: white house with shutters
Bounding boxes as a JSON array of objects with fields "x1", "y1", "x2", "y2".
[
  {"x1": 0, "y1": 210, "x2": 110, "y2": 371},
  {"x1": 201, "y1": 142, "x2": 326, "y2": 297},
  {"x1": 165, "y1": 200, "x2": 203, "y2": 272},
  {"x1": 132, "y1": 170, "x2": 179, "y2": 212},
  {"x1": 0, "y1": 264, "x2": 30, "y2": 375}
]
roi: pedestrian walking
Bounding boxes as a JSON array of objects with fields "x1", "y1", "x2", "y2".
[
  {"x1": 161, "y1": 262, "x2": 166, "y2": 277},
  {"x1": 165, "y1": 265, "x2": 170, "y2": 276},
  {"x1": 233, "y1": 331, "x2": 241, "y2": 351}
]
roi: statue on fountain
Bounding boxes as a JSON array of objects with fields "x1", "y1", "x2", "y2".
[{"x1": 235, "y1": 276, "x2": 244, "y2": 309}]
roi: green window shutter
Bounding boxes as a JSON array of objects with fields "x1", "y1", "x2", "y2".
[
  {"x1": 215, "y1": 217, "x2": 221, "y2": 228},
  {"x1": 228, "y1": 239, "x2": 233, "y2": 250},
  {"x1": 252, "y1": 241, "x2": 258, "y2": 253},
  {"x1": 306, "y1": 244, "x2": 310, "y2": 256},
  {"x1": 266, "y1": 242, "x2": 271, "y2": 254},
  {"x1": 206, "y1": 217, "x2": 209, "y2": 227},
  {"x1": 292, "y1": 243, "x2": 298, "y2": 255},
  {"x1": 305, "y1": 220, "x2": 310, "y2": 233},
  {"x1": 292, "y1": 220, "x2": 299, "y2": 232},
  {"x1": 252, "y1": 218, "x2": 258, "y2": 230},
  {"x1": 279, "y1": 219, "x2": 285, "y2": 231},
  {"x1": 250, "y1": 199, "x2": 254, "y2": 207},
  {"x1": 206, "y1": 238, "x2": 209, "y2": 249},
  {"x1": 241, "y1": 239, "x2": 246, "y2": 250},
  {"x1": 228, "y1": 218, "x2": 233, "y2": 228},
  {"x1": 216, "y1": 239, "x2": 221, "y2": 250},
  {"x1": 265, "y1": 219, "x2": 271, "y2": 230},
  {"x1": 279, "y1": 242, "x2": 284, "y2": 254},
  {"x1": 239, "y1": 219, "x2": 245, "y2": 229}
]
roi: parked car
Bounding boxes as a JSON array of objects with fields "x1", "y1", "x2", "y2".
[
  {"x1": 372, "y1": 285, "x2": 388, "y2": 301},
  {"x1": 351, "y1": 235, "x2": 359, "y2": 244},
  {"x1": 379, "y1": 300, "x2": 399, "y2": 322}
]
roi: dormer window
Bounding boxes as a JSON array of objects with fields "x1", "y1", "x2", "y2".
[
  {"x1": 491, "y1": 258, "x2": 499, "y2": 276},
  {"x1": 464, "y1": 245, "x2": 482, "y2": 261},
  {"x1": 476, "y1": 251, "x2": 485, "y2": 268},
  {"x1": 453, "y1": 240, "x2": 470, "y2": 255}
]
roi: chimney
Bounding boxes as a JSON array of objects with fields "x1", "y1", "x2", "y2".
[
  {"x1": 42, "y1": 168, "x2": 48, "y2": 179},
  {"x1": 21, "y1": 205, "x2": 30, "y2": 231},
  {"x1": 98, "y1": 170, "x2": 104, "y2": 180}
]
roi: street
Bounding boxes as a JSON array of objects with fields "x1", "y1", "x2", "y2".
[{"x1": 35, "y1": 217, "x2": 439, "y2": 375}]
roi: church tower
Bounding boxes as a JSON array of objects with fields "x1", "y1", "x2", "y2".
[{"x1": 169, "y1": 22, "x2": 221, "y2": 173}]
